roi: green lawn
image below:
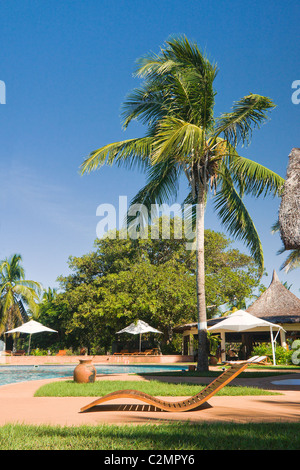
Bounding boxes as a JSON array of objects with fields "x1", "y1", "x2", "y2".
[
  {"x1": 3, "y1": 370, "x2": 296, "y2": 450},
  {"x1": 0, "y1": 422, "x2": 299, "y2": 450},
  {"x1": 34, "y1": 379, "x2": 280, "y2": 397}
]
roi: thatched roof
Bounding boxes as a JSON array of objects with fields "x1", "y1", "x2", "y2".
[
  {"x1": 246, "y1": 270, "x2": 300, "y2": 323},
  {"x1": 279, "y1": 148, "x2": 300, "y2": 250}
]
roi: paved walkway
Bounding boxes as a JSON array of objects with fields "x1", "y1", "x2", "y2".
[{"x1": 0, "y1": 370, "x2": 299, "y2": 426}]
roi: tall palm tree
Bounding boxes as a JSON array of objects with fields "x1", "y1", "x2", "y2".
[
  {"x1": 80, "y1": 37, "x2": 284, "y2": 370},
  {"x1": 0, "y1": 254, "x2": 42, "y2": 334}
]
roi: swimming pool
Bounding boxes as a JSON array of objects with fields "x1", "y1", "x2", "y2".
[{"x1": 0, "y1": 364, "x2": 188, "y2": 386}]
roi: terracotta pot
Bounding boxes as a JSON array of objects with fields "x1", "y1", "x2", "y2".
[
  {"x1": 73, "y1": 359, "x2": 96, "y2": 383},
  {"x1": 209, "y1": 355, "x2": 218, "y2": 365}
]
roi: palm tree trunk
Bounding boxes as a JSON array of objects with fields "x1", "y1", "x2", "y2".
[{"x1": 196, "y1": 187, "x2": 209, "y2": 371}]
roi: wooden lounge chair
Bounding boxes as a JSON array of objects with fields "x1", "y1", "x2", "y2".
[
  {"x1": 113, "y1": 349, "x2": 131, "y2": 356},
  {"x1": 13, "y1": 350, "x2": 26, "y2": 356},
  {"x1": 133, "y1": 349, "x2": 154, "y2": 356},
  {"x1": 80, "y1": 356, "x2": 267, "y2": 413},
  {"x1": 223, "y1": 355, "x2": 260, "y2": 365},
  {"x1": 224, "y1": 355, "x2": 272, "y2": 366}
]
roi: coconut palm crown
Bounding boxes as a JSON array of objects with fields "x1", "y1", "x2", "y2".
[
  {"x1": 81, "y1": 37, "x2": 284, "y2": 370},
  {"x1": 0, "y1": 254, "x2": 42, "y2": 334}
]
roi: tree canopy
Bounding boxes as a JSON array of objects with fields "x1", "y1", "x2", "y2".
[{"x1": 38, "y1": 221, "x2": 263, "y2": 354}]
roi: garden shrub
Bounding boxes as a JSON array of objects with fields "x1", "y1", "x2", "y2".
[{"x1": 253, "y1": 343, "x2": 293, "y2": 365}]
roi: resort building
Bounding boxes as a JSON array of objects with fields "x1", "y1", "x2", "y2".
[{"x1": 174, "y1": 270, "x2": 300, "y2": 361}]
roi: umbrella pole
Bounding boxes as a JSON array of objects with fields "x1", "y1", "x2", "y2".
[
  {"x1": 139, "y1": 334, "x2": 141, "y2": 353},
  {"x1": 27, "y1": 334, "x2": 32, "y2": 356},
  {"x1": 270, "y1": 327, "x2": 276, "y2": 365}
]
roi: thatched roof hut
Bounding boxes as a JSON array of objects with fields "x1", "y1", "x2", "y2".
[
  {"x1": 173, "y1": 270, "x2": 300, "y2": 358},
  {"x1": 279, "y1": 148, "x2": 300, "y2": 250},
  {"x1": 173, "y1": 270, "x2": 300, "y2": 362},
  {"x1": 246, "y1": 270, "x2": 300, "y2": 324}
]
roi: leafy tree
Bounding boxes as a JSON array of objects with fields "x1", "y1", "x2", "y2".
[
  {"x1": 80, "y1": 37, "x2": 284, "y2": 369},
  {"x1": 39, "y1": 223, "x2": 263, "y2": 353}
]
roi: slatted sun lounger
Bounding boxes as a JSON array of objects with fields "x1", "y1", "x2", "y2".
[
  {"x1": 80, "y1": 356, "x2": 267, "y2": 413},
  {"x1": 224, "y1": 355, "x2": 272, "y2": 366}
]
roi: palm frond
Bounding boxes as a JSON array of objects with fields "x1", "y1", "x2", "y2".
[
  {"x1": 13, "y1": 285, "x2": 40, "y2": 315},
  {"x1": 0, "y1": 254, "x2": 25, "y2": 281},
  {"x1": 1, "y1": 288, "x2": 15, "y2": 325},
  {"x1": 164, "y1": 36, "x2": 217, "y2": 80},
  {"x1": 121, "y1": 82, "x2": 170, "y2": 129},
  {"x1": 213, "y1": 168, "x2": 264, "y2": 272},
  {"x1": 228, "y1": 154, "x2": 285, "y2": 197},
  {"x1": 134, "y1": 54, "x2": 177, "y2": 80},
  {"x1": 16, "y1": 279, "x2": 42, "y2": 296},
  {"x1": 80, "y1": 137, "x2": 153, "y2": 175},
  {"x1": 271, "y1": 219, "x2": 280, "y2": 234},
  {"x1": 280, "y1": 249, "x2": 300, "y2": 273},
  {"x1": 126, "y1": 157, "x2": 181, "y2": 227},
  {"x1": 152, "y1": 117, "x2": 205, "y2": 164},
  {"x1": 130, "y1": 36, "x2": 217, "y2": 130},
  {"x1": 214, "y1": 94, "x2": 276, "y2": 147}
]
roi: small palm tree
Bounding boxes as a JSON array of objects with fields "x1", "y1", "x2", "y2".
[
  {"x1": 80, "y1": 37, "x2": 284, "y2": 370},
  {"x1": 0, "y1": 254, "x2": 42, "y2": 334},
  {"x1": 42, "y1": 287, "x2": 58, "y2": 303}
]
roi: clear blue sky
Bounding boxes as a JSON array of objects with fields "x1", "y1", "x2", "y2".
[{"x1": 0, "y1": 0, "x2": 299, "y2": 298}]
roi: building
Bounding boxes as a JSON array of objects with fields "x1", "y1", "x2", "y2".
[
  {"x1": 174, "y1": 270, "x2": 300, "y2": 359},
  {"x1": 246, "y1": 270, "x2": 300, "y2": 347}
]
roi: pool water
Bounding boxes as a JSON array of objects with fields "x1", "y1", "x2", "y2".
[
  {"x1": 0, "y1": 364, "x2": 188, "y2": 386},
  {"x1": 271, "y1": 379, "x2": 300, "y2": 386}
]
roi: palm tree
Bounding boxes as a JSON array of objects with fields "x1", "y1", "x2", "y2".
[
  {"x1": 42, "y1": 287, "x2": 58, "y2": 303},
  {"x1": 80, "y1": 37, "x2": 284, "y2": 370},
  {"x1": 0, "y1": 254, "x2": 42, "y2": 335}
]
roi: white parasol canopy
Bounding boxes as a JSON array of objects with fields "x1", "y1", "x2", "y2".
[
  {"x1": 5, "y1": 320, "x2": 58, "y2": 355},
  {"x1": 208, "y1": 309, "x2": 285, "y2": 365},
  {"x1": 117, "y1": 320, "x2": 162, "y2": 352}
]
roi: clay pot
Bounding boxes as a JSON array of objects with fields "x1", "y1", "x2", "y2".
[
  {"x1": 73, "y1": 359, "x2": 96, "y2": 383},
  {"x1": 209, "y1": 355, "x2": 218, "y2": 365}
]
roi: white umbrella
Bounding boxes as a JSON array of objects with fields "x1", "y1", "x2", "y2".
[
  {"x1": 117, "y1": 320, "x2": 162, "y2": 352},
  {"x1": 5, "y1": 320, "x2": 58, "y2": 355},
  {"x1": 208, "y1": 310, "x2": 285, "y2": 365}
]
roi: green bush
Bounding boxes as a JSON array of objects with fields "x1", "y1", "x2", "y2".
[
  {"x1": 253, "y1": 343, "x2": 293, "y2": 365},
  {"x1": 31, "y1": 348, "x2": 49, "y2": 356}
]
